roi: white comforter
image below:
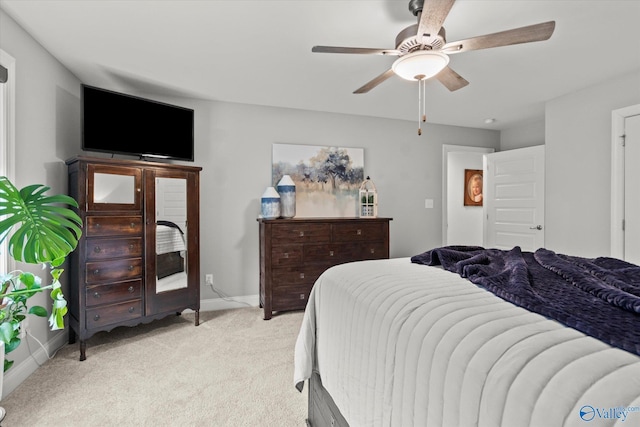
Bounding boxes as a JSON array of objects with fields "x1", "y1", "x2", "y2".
[
  {"x1": 294, "y1": 258, "x2": 640, "y2": 427},
  {"x1": 156, "y1": 224, "x2": 186, "y2": 255}
]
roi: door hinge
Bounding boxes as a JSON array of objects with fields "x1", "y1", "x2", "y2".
[
  {"x1": 622, "y1": 219, "x2": 625, "y2": 231},
  {"x1": 621, "y1": 134, "x2": 626, "y2": 147}
]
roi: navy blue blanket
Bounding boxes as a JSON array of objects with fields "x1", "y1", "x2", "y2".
[{"x1": 411, "y1": 246, "x2": 640, "y2": 357}]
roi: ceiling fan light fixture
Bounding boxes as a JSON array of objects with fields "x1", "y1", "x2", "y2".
[{"x1": 392, "y1": 51, "x2": 450, "y2": 81}]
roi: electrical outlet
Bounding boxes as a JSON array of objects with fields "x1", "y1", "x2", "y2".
[
  {"x1": 205, "y1": 274, "x2": 213, "y2": 285},
  {"x1": 19, "y1": 318, "x2": 29, "y2": 339}
]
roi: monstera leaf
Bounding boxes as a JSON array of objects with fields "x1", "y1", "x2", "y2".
[{"x1": 0, "y1": 176, "x2": 82, "y2": 266}]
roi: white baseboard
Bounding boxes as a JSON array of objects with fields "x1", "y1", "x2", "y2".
[
  {"x1": 2, "y1": 330, "x2": 68, "y2": 400},
  {"x1": 1, "y1": 294, "x2": 260, "y2": 400}
]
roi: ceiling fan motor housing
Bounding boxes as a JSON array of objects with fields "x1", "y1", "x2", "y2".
[{"x1": 395, "y1": 24, "x2": 446, "y2": 53}]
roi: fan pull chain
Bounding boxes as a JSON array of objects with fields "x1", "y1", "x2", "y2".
[{"x1": 417, "y1": 77, "x2": 427, "y2": 135}]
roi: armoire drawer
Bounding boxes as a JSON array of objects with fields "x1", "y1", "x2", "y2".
[
  {"x1": 85, "y1": 216, "x2": 143, "y2": 237},
  {"x1": 85, "y1": 279, "x2": 143, "y2": 307},
  {"x1": 85, "y1": 257, "x2": 143, "y2": 284},
  {"x1": 85, "y1": 237, "x2": 143, "y2": 261},
  {"x1": 86, "y1": 299, "x2": 142, "y2": 328}
]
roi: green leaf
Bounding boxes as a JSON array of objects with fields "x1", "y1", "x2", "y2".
[{"x1": 28, "y1": 305, "x2": 48, "y2": 317}]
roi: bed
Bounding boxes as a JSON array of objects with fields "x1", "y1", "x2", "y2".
[
  {"x1": 156, "y1": 220, "x2": 186, "y2": 279},
  {"x1": 294, "y1": 246, "x2": 640, "y2": 427}
]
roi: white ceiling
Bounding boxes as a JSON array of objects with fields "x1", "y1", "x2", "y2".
[{"x1": 2, "y1": 0, "x2": 639, "y2": 130}]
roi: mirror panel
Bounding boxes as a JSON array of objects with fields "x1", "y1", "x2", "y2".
[
  {"x1": 155, "y1": 177, "x2": 188, "y2": 293},
  {"x1": 93, "y1": 172, "x2": 135, "y2": 204}
]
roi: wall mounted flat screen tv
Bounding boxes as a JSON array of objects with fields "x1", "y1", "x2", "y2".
[{"x1": 82, "y1": 84, "x2": 194, "y2": 161}]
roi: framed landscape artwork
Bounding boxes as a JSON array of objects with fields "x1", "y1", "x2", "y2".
[
  {"x1": 272, "y1": 143, "x2": 365, "y2": 217},
  {"x1": 464, "y1": 169, "x2": 483, "y2": 206}
]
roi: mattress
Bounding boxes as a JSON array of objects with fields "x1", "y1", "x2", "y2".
[{"x1": 294, "y1": 258, "x2": 640, "y2": 427}]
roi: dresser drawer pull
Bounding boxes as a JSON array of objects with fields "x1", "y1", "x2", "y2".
[
  {"x1": 93, "y1": 246, "x2": 101, "y2": 253},
  {"x1": 329, "y1": 251, "x2": 334, "y2": 257},
  {"x1": 129, "y1": 244, "x2": 134, "y2": 250},
  {"x1": 357, "y1": 229, "x2": 362, "y2": 235},
  {"x1": 128, "y1": 265, "x2": 134, "y2": 271},
  {"x1": 128, "y1": 286, "x2": 135, "y2": 293},
  {"x1": 299, "y1": 231, "x2": 304, "y2": 237},
  {"x1": 299, "y1": 294, "x2": 305, "y2": 300},
  {"x1": 283, "y1": 252, "x2": 289, "y2": 258},
  {"x1": 95, "y1": 223, "x2": 101, "y2": 228},
  {"x1": 299, "y1": 273, "x2": 305, "y2": 279},
  {"x1": 93, "y1": 292, "x2": 101, "y2": 299},
  {"x1": 370, "y1": 248, "x2": 375, "y2": 254},
  {"x1": 130, "y1": 222, "x2": 136, "y2": 228},
  {"x1": 93, "y1": 269, "x2": 100, "y2": 275},
  {"x1": 94, "y1": 314, "x2": 100, "y2": 321},
  {"x1": 128, "y1": 307, "x2": 135, "y2": 313}
]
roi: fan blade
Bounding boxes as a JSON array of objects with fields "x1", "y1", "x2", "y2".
[
  {"x1": 442, "y1": 21, "x2": 556, "y2": 54},
  {"x1": 435, "y1": 66, "x2": 469, "y2": 91},
  {"x1": 416, "y1": 0, "x2": 456, "y2": 44},
  {"x1": 353, "y1": 69, "x2": 396, "y2": 94},
  {"x1": 312, "y1": 46, "x2": 400, "y2": 55}
]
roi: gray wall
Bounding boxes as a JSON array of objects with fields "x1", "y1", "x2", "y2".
[
  {"x1": 545, "y1": 70, "x2": 640, "y2": 257},
  {"x1": 0, "y1": 8, "x2": 500, "y2": 394}
]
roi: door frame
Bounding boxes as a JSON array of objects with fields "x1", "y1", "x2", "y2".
[
  {"x1": 611, "y1": 104, "x2": 640, "y2": 258},
  {"x1": 442, "y1": 144, "x2": 495, "y2": 246}
]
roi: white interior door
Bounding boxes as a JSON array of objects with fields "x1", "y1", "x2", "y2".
[
  {"x1": 624, "y1": 114, "x2": 640, "y2": 264},
  {"x1": 484, "y1": 145, "x2": 545, "y2": 251}
]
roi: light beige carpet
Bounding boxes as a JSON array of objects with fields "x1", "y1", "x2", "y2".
[{"x1": 1, "y1": 307, "x2": 308, "y2": 426}]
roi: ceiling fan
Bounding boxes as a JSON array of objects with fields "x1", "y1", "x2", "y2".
[
  {"x1": 312, "y1": 0, "x2": 555, "y2": 133},
  {"x1": 311, "y1": 0, "x2": 556, "y2": 94}
]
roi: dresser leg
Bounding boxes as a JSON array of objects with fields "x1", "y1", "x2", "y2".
[
  {"x1": 79, "y1": 340, "x2": 86, "y2": 361},
  {"x1": 195, "y1": 310, "x2": 200, "y2": 326}
]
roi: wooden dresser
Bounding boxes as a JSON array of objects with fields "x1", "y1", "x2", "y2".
[
  {"x1": 257, "y1": 217, "x2": 391, "y2": 320},
  {"x1": 67, "y1": 156, "x2": 201, "y2": 360}
]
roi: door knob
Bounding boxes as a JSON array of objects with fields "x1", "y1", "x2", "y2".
[{"x1": 530, "y1": 225, "x2": 543, "y2": 230}]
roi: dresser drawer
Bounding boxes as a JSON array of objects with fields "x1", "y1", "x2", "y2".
[
  {"x1": 86, "y1": 237, "x2": 143, "y2": 261},
  {"x1": 271, "y1": 223, "x2": 331, "y2": 243},
  {"x1": 85, "y1": 257, "x2": 143, "y2": 284},
  {"x1": 361, "y1": 241, "x2": 389, "y2": 259},
  {"x1": 332, "y1": 222, "x2": 385, "y2": 242},
  {"x1": 304, "y1": 243, "x2": 363, "y2": 264},
  {"x1": 86, "y1": 216, "x2": 143, "y2": 237},
  {"x1": 272, "y1": 265, "x2": 326, "y2": 286},
  {"x1": 85, "y1": 279, "x2": 142, "y2": 307},
  {"x1": 86, "y1": 299, "x2": 142, "y2": 328},
  {"x1": 271, "y1": 284, "x2": 312, "y2": 311},
  {"x1": 271, "y1": 245, "x2": 303, "y2": 267}
]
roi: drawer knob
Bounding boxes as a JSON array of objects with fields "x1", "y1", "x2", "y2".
[
  {"x1": 129, "y1": 244, "x2": 134, "y2": 250},
  {"x1": 357, "y1": 229, "x2": 362, "y2": 235},
  {"x1": 299, "y1": 273, "x2": 305, "y2": 279},
  {"x1": 299, "y1": 294, "x2": 305, "y2": 300},
  {"x1": 93, "y1": 269, "x2": 100, "y2": 275},
  {"x1": 94, "y1": 314, "x2": 100, "y2": 321},
  {"x1": 130, "y1": 222, "x2": 136, "y2": 228},
  {"x1": 299, "y1": 231, "x2": 304, "y2": 237},
  {"x1": 128, "y1": 265, "x2": 134, "y2": 271},
  {"x1": 128, "y1": 306, "x2": 135, "y2": 313},
  {"x1": 95, "y1": 223, "x2": 101, "y2": 228},
  {"x1": 93, "y1": 246, "x2": 101, "y2": 253},
  {"x1": 329, "y1": 251, "x2": 334, "y2": 257},
  {"x1": 284, "y1": 252, "x2": 289, "y2": 258},
  {"x1": 370, "y1": 248, "x2": 375, "y2": 254},
  {"x1": 128, "y1": 286, "x2": 134, "y2": 293},
  {"x1": 93, "y1": 292, "x2": 100, "y2": 299}
]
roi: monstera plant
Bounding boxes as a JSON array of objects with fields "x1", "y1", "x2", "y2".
[{"x1": 0, "y1": 176, "x2": 82, "y2": 371}]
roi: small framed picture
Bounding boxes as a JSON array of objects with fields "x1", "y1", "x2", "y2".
[{"x1": 464, "y1": 169, "x2": 483, "y2": 206}]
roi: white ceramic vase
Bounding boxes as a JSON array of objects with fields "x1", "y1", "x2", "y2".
[
  {"x1": 260, "y1": 187, "x2": 281, "y2": 219},
  {"x1": 276, "y1": 175, "x2": 296, "y2": 218}
]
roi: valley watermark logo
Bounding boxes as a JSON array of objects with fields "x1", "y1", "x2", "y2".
[{"x1": 579, "y1": 405, "x2": 640, "y2": 422}]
